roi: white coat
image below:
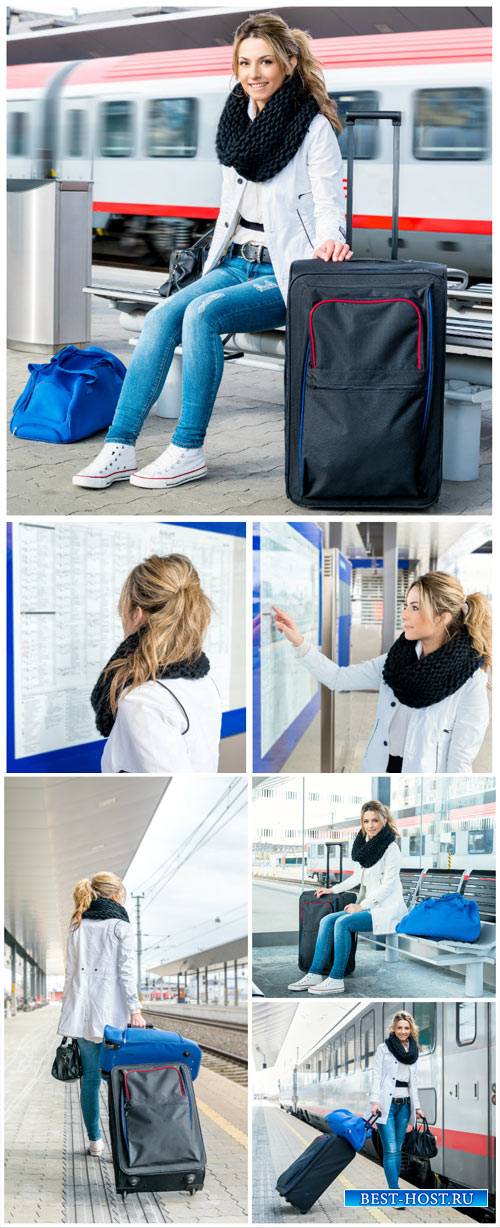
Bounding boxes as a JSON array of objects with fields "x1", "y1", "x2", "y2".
[
  {"x1": 369, "y1": 1042, "x2": 421, "y2": 1126},
  {"x1": 293, "y1": 639, "x2": 489, "y2": 773},
  {"x1": 57, "y1": 918, "x2": 140, "y2": 1043},
  {"x1": 100, "y1": 676, "x2": 222, "y2": 773},
  {"x1": 330, "y1": 841, "x2": 407, "y2": 934},
  {"x1": 203, "y1": 104, "x2": 346, "y2": 301}
]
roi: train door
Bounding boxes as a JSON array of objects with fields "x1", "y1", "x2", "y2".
[
  {"x1": 442, "y1": 1003, "x2": 491, "y2": 1191},
  {"x1": 7, "y1": 102, "x2": 36, "y2": 180}
]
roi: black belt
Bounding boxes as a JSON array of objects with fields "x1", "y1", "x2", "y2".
[
  {"x1": 396, "y1": 1081, "x2": 409, "y2": 1088},
  {"x1": 239, "y1": 216, "x2": 265, "y2": 232},
  {"x1": 231, "y1": 241, "x2": 271, "y2": 264}
]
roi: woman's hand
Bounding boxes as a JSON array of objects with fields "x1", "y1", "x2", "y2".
[
  {"x1": 415, "y1": 1110, "x2": 426, "y2": 1120},
  {"x1": 314, "y1": 887, "x2": 333, "y2": 898},
  {"x1": 313, "y1": 239, "x2": 353, "y2": 263},
  {"x1": 371, "y1": 1103, "x2": 381, "y2": 1126},
  {"x1": 344, "y1": 903, "x2": 362, "y2": 914},
  {"x1": 272, "y1": 606, "x2": 304, "y2": 647},
  {"x1": 406, "y1": 1121, "x2": 414, "y2": 1133},
  {"x1": 130, "y1": 1010, "x2": 147, "y2": 1028}
]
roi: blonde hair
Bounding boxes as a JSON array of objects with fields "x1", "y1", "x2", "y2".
[
  {"x1": 360, "y1": 800, "x2": 400, "y2": 839},
  {"x1": 70, "y1": 872, "x2": 125, "y2": 929},
  {"x1": 106, "y1": 554, "x2": 213, "y2": 714},
  {"x1": 232, "y1": 13, "x2": 342, "y2": 132},
  {"x1": 407, "y1": 571, "x2": 492, "y2": 671},
  {"x1": 390, "y1": 1010, "x2": 420, "y2": 1044}
]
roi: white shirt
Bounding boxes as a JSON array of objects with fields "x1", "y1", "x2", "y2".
[
  {"x1": 393, "y1": 1056, "x2": 411, "y2": 1097},
  {"x1": 232, "y1": 180, "x2": 267, "y2": 246},
  {"x1": 100, "y1": 676, "x2": 222, "y2": 774}
]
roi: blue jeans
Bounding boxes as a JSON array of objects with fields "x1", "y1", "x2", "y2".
[
  {"x1": 377, "y1": 1099, "x2": 411, "y2": 1188},
  {"x1": 77, "y1": 1038, "x2": 103, "y2": 1142},
  {"x1": 106, "y1": 253, "x2": 286, "y2": 449},
  {"x1": 309, "y1": 909, "x2": 373, "y2": 979}
]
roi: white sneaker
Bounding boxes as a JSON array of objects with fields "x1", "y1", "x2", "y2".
[
  {"x1": 129, "y1": 444, "x2": 207, "y2": 490},
  {"x1": 88, "y1": 1138, "x2": 104, "y2": 1157},
  {"x1": 287, "y1": 973, "x2": 324, "y2": 992},
  {"x1": 72, "y1": 443, "x2": 137, "y2": 488},
  {"x1": 308, "y1": 977, "x2": 345, "y2": 995}
]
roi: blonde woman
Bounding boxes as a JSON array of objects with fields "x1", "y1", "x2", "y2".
[
  {"x1": 370, "y1": 1011, "x2": 425, "y2": 1190},
  {"x1": 274, "y1": 572, "x2": 491, "y2": 773},
  {"x1": 289, "y1": 802, "x2": 406, "y2": 995},
  {"x1": 90, "y1": 554, "x2": 222, "y2": 772},
  {"x1": 73, "y1": 12, "x2": 350, "y2": 492},
  {"x1": 57, "y1": 873, "x2": 145, "y2": 1158}
]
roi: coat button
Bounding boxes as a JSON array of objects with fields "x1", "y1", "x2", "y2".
[
  {"x1": 224, "y1": 221, "x2": 229, "y2": 228},
  {"x1": 383, "y1": 740, "x2": 388, "y2": 746},
  {"x1": 391, "y1": 701, "x2": 396, "y2": 707},
  {"x1": 237, "y1": 177, "x2": 243, "y2": 184}
]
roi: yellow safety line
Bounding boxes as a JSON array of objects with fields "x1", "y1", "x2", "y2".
[
  {"x1": 197, "y1": 1098, "x2": 248, "y2": 1149},
  {"x1": 280, "y1": 1115, "x2": 392, "y2": 1223}
]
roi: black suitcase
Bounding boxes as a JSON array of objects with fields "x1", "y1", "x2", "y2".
[
  {"x1": 276, "y1": 1130, "x2": 355, "y2": 1213},
  {"x1": 299, "y1": 841, "x2": 358, "y2": 975},
  {"x1": 107, "y1": 1062, "x2": 206, "y2": 1197},
  {"x1": 285, "y1": 110, "x2": 447, "y2": 510}
]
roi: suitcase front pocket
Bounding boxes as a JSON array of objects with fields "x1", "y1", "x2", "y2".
[
  {"x1": 122, "y1": 1066, "x2": 199, "y2": 1168},
  {"x1": 309, "y1": 296, "x2": 425, "y2": 380}
]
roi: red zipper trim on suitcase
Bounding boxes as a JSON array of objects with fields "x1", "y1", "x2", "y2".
[
  {"x1": 309, "y1": 298, "x2": 423, "y2": 370},
  {"x1": 122, "y1": 1065, "x2": 185, "y2": 1100}
]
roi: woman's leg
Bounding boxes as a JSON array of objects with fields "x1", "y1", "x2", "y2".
[
  {"x1": 392, "y1": 1099, "x2": 412, "y2": 1183},
  {"x1": 326, "y1": 910, "x2": 373, "y2": 980},
  {"x1": 377, "y1": 1103, "x2": 400, "y2": 1188},
  {"x1": 309, "y1": 913, "x2": 341, "y2": 974},
  {"x1": 77, "y1": 1038, "x2": 103, "y2": 1142}
]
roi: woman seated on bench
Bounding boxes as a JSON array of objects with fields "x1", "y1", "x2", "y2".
[{"x1": 289, "y1": 801, "x2": 406, "y2": 995}]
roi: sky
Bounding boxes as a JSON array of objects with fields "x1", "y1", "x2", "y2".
[{"x1": 123, "y1": 775, "x2": 248, "y2": 971}]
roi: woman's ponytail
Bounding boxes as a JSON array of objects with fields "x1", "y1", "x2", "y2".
[
  {"x1": 289, "y1": 28, "x2": 342, "y2": 132},
  {"x1": 70, "y1": 878, "x2": 95, "y2": 929},
  {"x1": 463, "y1": 592, "x2": 492, "y2": 670},
  {"x1": 70, "y1": 871, "x2": 125, "y2": 929}
]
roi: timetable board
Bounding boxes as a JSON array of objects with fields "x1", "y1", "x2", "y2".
[
  {"x1": 7, "y1": 521, "x2": 245, "y2": 772},
  {"x1": 253, "y1": 521, "x2": 322, "y2": 772}
]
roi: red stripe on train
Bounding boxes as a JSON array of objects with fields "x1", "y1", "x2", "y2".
[
  {"x1": 92, "y1": 202, "x2": 491, "y2": 236},
  {"x1": 432, "y1": 1127, "x2": 495, "y2": 1158}
]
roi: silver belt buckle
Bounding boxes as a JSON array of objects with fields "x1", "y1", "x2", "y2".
[{"x1": 241, "y1": 240, "x2": 261, "y2": 262}]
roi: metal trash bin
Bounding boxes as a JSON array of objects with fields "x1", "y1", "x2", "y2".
[
  {"x1": 443, "y1": 379, "x2": 491, "y2": 482},
  {"x1": 7, "y1": 179, "x2": 92, "y2": 351}
]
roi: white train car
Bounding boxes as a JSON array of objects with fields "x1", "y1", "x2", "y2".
[
  {"x1": 278, "y1": 1000, "x2": 495, "y2": 1212},
  {"x1": 7, "y1": 27, "x2": 491, "y2": 274}
]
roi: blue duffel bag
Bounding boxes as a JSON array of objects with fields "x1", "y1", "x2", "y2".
[
  {"x1": 323, "y1": 1108, "x2": 377, "y2": 1152},
  {"x1": 396, "y1": 892, "x2": 480, "y2": 942},
  {"x1": 100, "y1": 1024, "x2": 202, "y2": 1080},
  {"x1": 10, "y1": 344, "x2": 126, "y2": 442}
]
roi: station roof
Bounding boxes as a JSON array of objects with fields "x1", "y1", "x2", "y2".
[
  {"x1": 253, "y1": 1001, "x2": 297, "y2": 1069},
  {"x1": 4, "y1": 777, "x2": 169, "y2": 975},
  {"x1": 150, "y1": 935, "x2": 247, "y2": 975},
  {"x1": 339, "y1": 520, "x2": 492, "y2": 565},
  {"x1": 7, "y1": 5, "x2": 492, "y2": 65}
]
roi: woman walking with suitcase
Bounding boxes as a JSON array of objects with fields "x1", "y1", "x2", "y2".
[
  {"x1": 90, "y1": 553, "x2": 222, "y2": 773},
  {"x1": 57, "y1": 873, "x2": 146, "y2": 1157},
  {"x1": 370, "y1": 1011, "x2": 425, "y2": 1191},
  {"x1": 288, "y1": 801, "x2": 406, "y2": 994},
  {"x1": 73, "y1": 12, "x2": 351, "y2": 492},
  {"x1": 274, "y1": 571, "x2": 491, "y2": 773}
]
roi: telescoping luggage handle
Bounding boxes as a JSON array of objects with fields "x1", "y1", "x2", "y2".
[
  {"x1": 345, "y1": 111, "x2": 402, "y2": 261},
  {"x1": 325, "y1": 841, "x2": 344, "y2": 888}
]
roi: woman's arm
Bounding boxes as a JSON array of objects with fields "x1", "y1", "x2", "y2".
[
  {"x1": 446, "y1": 677, "x2": 490, "y2": 772},
  {"x1": 361, "y1": 844, "x2": 403, "y2": 912},
  {"x1": 315, "y1": 866, "x2": 363, "y2": 897},
  {"x1": 116, "y1": 923, "x2": 141, "y2": 1014},
  {"x1": 307, "y1": 117, "x2": 348, "y2": 251},
  {"x1": 295, "y1": 640, "x2": 385, "y2": 693},
  {"x1": 369, "y1": 1044, "x2": 384, "y2": 1106},
  {"x1": 61, "y1": 931, "x2": 76, "y2": 998}
]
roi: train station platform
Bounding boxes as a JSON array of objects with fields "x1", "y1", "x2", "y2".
[
  {"x1": 252, "y1": 1103, "x2": 476, "y2": 1224},
  {"x1": 5, "y1": 1004, "x2": 247, "y2": 1224},
  {"x1": 7, "y1": 267, "x2": 491, "y2": 518}
]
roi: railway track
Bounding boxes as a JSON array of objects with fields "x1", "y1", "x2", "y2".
[{"x1": 142, "y1": 1007, "x2": 248, "y2": 1086}]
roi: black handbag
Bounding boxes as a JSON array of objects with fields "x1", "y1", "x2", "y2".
[
  {"x1": 404, "y1": 1117, "x2": 438, "y2": 1160},
  {"x1": 51, "y1": 1036, "x2": 83, "y2": 1082},
  {"x1": 158, "y1": 229, "x2": 214, "y2": 298}
]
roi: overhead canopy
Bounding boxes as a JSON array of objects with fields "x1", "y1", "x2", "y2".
[
  {"x1": 150, "y1": 936, "x2": 247, "y2": 976},
  {"x1": 4, "y1": 777, "x2": 169, "y2": 975},
  {"x1": 252, "y1": 1000, "x2": 297, "y2": 1069}
]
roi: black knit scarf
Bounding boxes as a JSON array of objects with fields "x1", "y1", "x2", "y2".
[
  {"x1": 382, "y1": 628, "x2": 482, "y2": 710},
  {"x1": 90, "y1": 631, "x2": 210, "y2": 738},
  {"x1": 82, "y1": 897, "x2": 130, "y2": 924},
  {"x1": 351, "y1": 824, "x2": 396, "y2": 868},
  {"x1": 215, "y1": 70, "x2": 319, "y2": 182},
  {"x1": 385, "y1": 1033, "x2": 419, "y2": 1065}
]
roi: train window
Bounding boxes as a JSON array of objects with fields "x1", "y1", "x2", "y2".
[
  {"x1": 65, "y1": 110, "x2": 86, "y2": 158},
  {"x1": 360, "y1": 1010, "x2": 375, "y2": 1069},
  {"x1": 8, "y1": 111, "x2": 29, "y2": 157},
  {"x1": 345, "y1": 1025, "x2": 355, "y2": 1072},
  {"x1": 413, "y1": 1003, "x2": 436, "y2": 1053},
  {"x1": 146, "y1": 98, "x2": 197, "y2": 157},
  {"x1": 100, "y1": 101, "x2": 135, "y2": 157},
  {"x1": 468, "y1": 827, "x2": 493, "y2": 854},
  {"x1": 409, "y1": 834, "x2": 424, "y2": 856},
  {"x1": 440, "y1": 831, "x2": 456, "y2": 855},
  {"x1": 329, "y1": 91, "x2": 379, "y2": 159},
  {"x1": 456, "y1": 1002, "x2": 477, "y2": 1045},
  {"x1": 334, "y1": 1038, "x2": 343, "y2": 1077},
  {"x1": 413, "y1": 88, "x2": 488, "y2": 160}
]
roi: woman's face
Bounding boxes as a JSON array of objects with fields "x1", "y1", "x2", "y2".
[
  {"x1": 401, "y1": 586, "x2": 448, "y2": 645},
  {"x1": 362, "y1": 810, "x2": 384, "y2": 840},
  {"x1": 394, "y1": 1018, "x2": 412, "y2": 1043},
  {"x1": 236, "y1": 36, "x2": 296, "y2": 112}
]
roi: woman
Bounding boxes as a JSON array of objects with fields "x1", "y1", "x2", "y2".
[
  {"x1": 57, "y1": 873, "x2": 146, "y2": 1157},
  {"x1": 370, "y1": 1011, "x2": 425, "y2": 1191},
  {"x1": 73, "y1": 13, "x2": 351, "y2": 492},
  {"x1": 274, "y1": 571, "x2": 491, "y2": 772},
  {"x1": 288, "y1": 801, "x2": 406, "y2": 994},
  {"x1": 91, "y1": 553, "x2": 222, "y2": 772}
]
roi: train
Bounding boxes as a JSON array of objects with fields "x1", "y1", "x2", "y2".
[
  {"x1": 7, "y1": 27, "x2": 491, "y2": 276},
  {"x1": 278, "y1": 1000, "x2": 496, "y2": 1213}
]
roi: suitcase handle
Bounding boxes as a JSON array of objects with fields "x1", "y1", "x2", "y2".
[
  {"x1": 365, "y1": 1110, "x2": 382, "y2": 1125},
  {"x1": 325, "y1": 841, "x2": 344, "y2": 888},
  {"x1": 345, "y1": 110, "x2": 401, "y2": 261}
]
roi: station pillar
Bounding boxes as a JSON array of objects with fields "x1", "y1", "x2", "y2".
[
  {"x1": 234, "y1": 959, "x2": 239, "y2": 1005},
  {"x1": 382, "y1": 523, "x2": 398, "y2": 651},
  {"x1": 223, "y1": 961, "x2": 228, "y2": 1006}
]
